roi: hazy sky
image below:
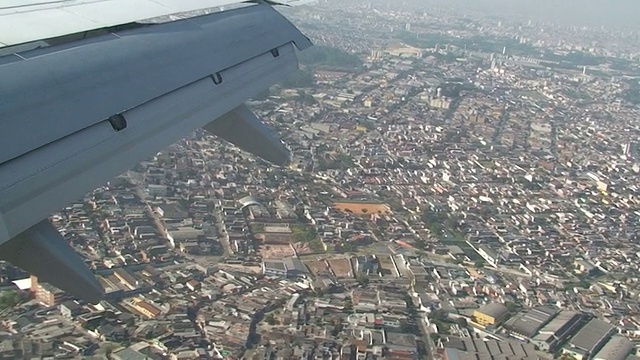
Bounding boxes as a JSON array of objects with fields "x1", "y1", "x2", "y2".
[{"x1": 409, "y1": 0, "x2": 640, "y2": 29}]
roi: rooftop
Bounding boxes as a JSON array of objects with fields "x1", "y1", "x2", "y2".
[
  {"x1": 504, "y1": 306, "x2": 558, "y2": 338},
  {"x1": 476, "y1": 302, "x2": 509, "y2": 319},
  {"x1": 567, "y1": 318, "x2": 615, "y2": 353}
]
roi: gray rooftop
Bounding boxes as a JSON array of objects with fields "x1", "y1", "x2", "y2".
[
  {"x1": 593, "y1": 336, "x2": 633, "y2": 360},
  {"x1": 444, "y1": 336, "x2": 541, "y2": 360},
  {"x1": 568, "y1": 318, "x2": 615, "y2": 353},
  {"x1": 504, "y1": 306, "x2": 558, "y2": 338},
  {"x1": 535, "y1": 310, "x2": 581, "y2": 336},
  {"x1": 112, "y1": 348, "x2": 149, "y2": 360},
  {"x1": 477, "y1": 302, "x2": 509, "y2": 319}
]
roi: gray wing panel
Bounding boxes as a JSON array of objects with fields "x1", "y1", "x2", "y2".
[
  {"x1": 0, "y1": 3, "x2": 311, "y2": 165},
  {"x1": 0, "y1": 42, "x2": 299, "y2": 246}
]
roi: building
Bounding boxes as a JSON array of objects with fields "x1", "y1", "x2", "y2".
[
  {"x1": 146, "y1": 184, "x2": 168, "y2": 197},
  {"x1": 473, "y1": 302, "x2": 509, "y2": 327},
  {"x1": 503, "y1": 306, "x2": 558, "y2": 340},
  {"x1": 532, "y1": 311, "x2": 586, "y2": 353},
  {"x1": 476, "y1": 245, "x2": 500, "y2": 267},
  {"x1": 114, "y1": 268, "x2": 139, "y2": 290},
  {"x1": 59, "y1": 300, "x2": 83, "y2": 319},
  {"x1": 262, "y1": 257, "x2": 308, "y2": 279},
  {"x1": 442, "y1": 337, "x2": 539, "y2": 360},
  {"x1": 111, "y1": 347, "x2": 151, "y2": 360},
  {"x1": 31, "y1": 276, "x2": 66, "y2": 307},
  {"x1": 562, "y1": 318, "x2": 616, "y2": 360},
  {"x1": 130, "y1": 298, "x2": 162, "y2": 319},
  {"x1": 593, "y1": 336, "x2": 633, "y2": 360}
]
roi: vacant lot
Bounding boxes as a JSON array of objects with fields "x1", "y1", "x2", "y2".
[
  {"x1": 261, "y1": 244, "x2": 295, "y2": 259},
  {"x1": 334, "y1": 202, "x2": 391, "y2": 215},
  {"x1": 327, "y1": 258, "x2": 353, "y2": 278},
  {"x1": 304, "y1": 259, "x2": 329, "y2": 276}
]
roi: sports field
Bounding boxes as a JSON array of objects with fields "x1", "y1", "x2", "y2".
[{"x1": 333, "y1": 202, "x2": 391, "y2": 215}]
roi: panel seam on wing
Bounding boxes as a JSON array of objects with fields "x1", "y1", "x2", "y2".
[{"x1": 0, "y1": 126, "x2": 117, "y2": 192}]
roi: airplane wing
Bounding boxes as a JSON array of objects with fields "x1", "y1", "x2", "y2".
[{"x1": 0, "y1": 0, "x2": 312, "y2": 303}]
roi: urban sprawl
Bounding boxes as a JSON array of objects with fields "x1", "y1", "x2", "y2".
[{"x1": 2, "y1": 1, "x2": 640, "y2": 359}]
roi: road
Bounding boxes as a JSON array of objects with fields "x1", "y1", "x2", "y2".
[
  {"x1": 412, "y1": 296, "x2": 436, "y2": 360},
  {"x1": 214, "y1": 207, "x2": 233, "y2": 257}
]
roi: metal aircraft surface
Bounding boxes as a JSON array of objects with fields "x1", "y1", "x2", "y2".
[{"x1": 0, "y1": 0, "x2": 312, "y2": 303}]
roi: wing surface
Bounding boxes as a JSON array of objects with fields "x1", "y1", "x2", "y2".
[
  {"x1": 0, "y1": 1, "x2": 312, "y2": 303},
  {"x1": 0, "y1": 0, "x2": 252, "y2": 48}
]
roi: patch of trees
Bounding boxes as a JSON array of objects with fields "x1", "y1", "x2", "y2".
[
  {"x1": 623, "y1": 79, "x2": 640, "y2": 105},
  {"x1": 0, "y1": 291, "x2": 20, "y2": 311},
  {"x1": 421, "y1": 208, "x2": 460, "y2": 235},
  {"x1": 292, "y1": 225, "x2": 318, "y2": 243},
  {"x1": 297, "y1": 90, "x2": 317, "y2": 105},
  {"x1": 298, "y1": 46, "x2": 363, "y2": 70},
  {"x1": 280, "y1": 68, "x2": 316, "y2": 88},
  {"x1": 541, "y1": 50, "x2": 605, "y2": 66},
  {"x1": 428, "y1": 310, "x2": 451, "y2": 334}
]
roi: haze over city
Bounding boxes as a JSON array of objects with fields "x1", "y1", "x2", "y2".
[
  {"x1": 1, "y1": 0, "x2": 640, "y2": 359},
  {"x1": 392, "y1": 0, "x2": 640, "y2": 29}
]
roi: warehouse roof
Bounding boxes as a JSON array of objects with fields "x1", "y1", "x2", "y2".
[
  {"x1": 476, "y1": 302, "x2": 509, "y2": 319},
  {"x1": 504, "y1": 306, "x2": 558, "y2": 338},
  {"x1": 593, "y1": 336, "x2": 633, "y2": 360},
  {"x1": 568, "y1": 318, "x2": 615, "y2": 353}
]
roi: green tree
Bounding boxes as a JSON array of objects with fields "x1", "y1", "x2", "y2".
[
  {"x1": 505, "y1": 301, "x2": 519, "y2": 313},
  {"x1": 280, "y1": 69, "x2": 315, "y2": 88},
  {"x1": 429, "y1": 333, "x2": 440, "y2": 343},
  {"x1": 264, "y1": 313, "x2": 276, "y2": 326},
  {"x1": 298, "y1": 46, "x2": 363, "y2": 70},
  {"x1": 0, "y1": 291, "x2": 21, "y2": 310}
]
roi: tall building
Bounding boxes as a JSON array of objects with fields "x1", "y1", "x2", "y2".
[{"x1": 31, "y1": 276, "x2": 67, "y2": 307}]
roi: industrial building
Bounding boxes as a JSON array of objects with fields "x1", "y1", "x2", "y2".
[
  {"x1": 593, "y1": 336, "x2": 634, "y2": 360},
  {"x1": 262, "y1": 257, "x2": 308, "y2": 279},
  {"x1": 504, "y1": 306, "x2": 558, "y2": 340},
  {"x1": 473, "y1": 302, "x2": 509, "y2": 327},
  {"x1": 562, "y1": 318, "x2": 616, "y2": 360},
  {"x1": 531, "y1": 311, "x2": 586, "y2": 352},
  {"x1": 443, "y1": 336, "x2": 540, "y2": 360}
]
